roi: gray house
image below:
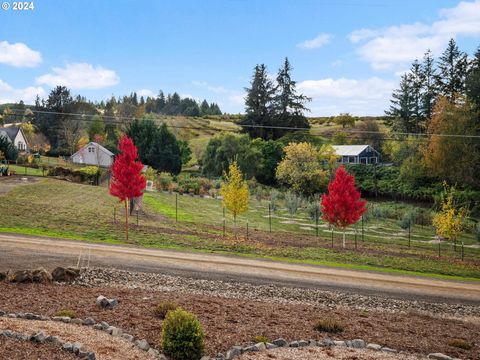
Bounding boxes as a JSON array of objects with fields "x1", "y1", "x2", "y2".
[
  {"x1": 332, "y1": 145, "x2": 380, "y2": 164},
  {"x1": 0, "y1": 126, "x2": 28, "y2": 152},
  {"x1": 70, "y1": 142, "x2": 114, "y2": 167}
]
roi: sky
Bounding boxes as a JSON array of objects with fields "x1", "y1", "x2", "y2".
[{"x1": 0, "y1": 0, "x2": 479, "y2": 116}]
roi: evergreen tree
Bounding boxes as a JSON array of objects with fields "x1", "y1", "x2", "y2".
[
  {"x1": 239, "y1": 64, "x2": 275, "y2": 139},
  {"x1": 466, "y1": 47, "x2": 480, "y2": 110},
  {"x1": 156, "y1": 91, "x2": 166, "y2": 113},
  {"x1": 420, "y1": 50, "x2": 437, "y2": 121},
  {"x1": 385, "y1": 73, "x2": 417, "y2": 132},
  {"x1": 410, "y1": 59, "x2": 426, "y2": 132},
  {"x1": 436, "y1": 38, "x2": 469, "y2": 102},
  {"x1": 147, "y1": 123, "x2": 182, "y2": 174},
  {"x1": 200, "y1": 100, "x2": 210, "y2": 116},
  {"x1": 88, "y1": 115, "x2": 106, "y2": 141}
]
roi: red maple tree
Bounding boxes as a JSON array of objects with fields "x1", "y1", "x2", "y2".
[
  {"x1": 321, "y1": 166, "x2": 366, "y2": 248},
  {"x1": 109, "y1": 135, "x2": 146, "y2": 241}
]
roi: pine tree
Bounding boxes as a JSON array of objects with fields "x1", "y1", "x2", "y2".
[
  {"x1": 420, "y1": 50, "x2": 437, "y2": 121},
  {"x1": 321, "y1": 166, "x2": 366, "y2": 248},
  {"x1": 200, "y1": 100, "x2": 210, "y2": 116},
  {"x1": 109, "y1": 135, "x2": 146, "y2": 241},
  {"x1": 436, "y1": 38, "x2": 469, "y2": 102},
  {"x1": 156, "y1": 91, "x2": 166, "y2": 113},
  {"x1": 239, "y1": 64, "x2": 276, "y2": 139},
  {"x1": 410, "y1": 59, "x2": 425, "y2": 132},
  {"x1": 385, "y1": 73, "x2": 417, "y2": 132},
  {"x1": 466, "y1": 47, "x2": 480, "y2": 110}
]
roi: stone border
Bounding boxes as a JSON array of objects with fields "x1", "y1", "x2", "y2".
[
  {"x1": 0, "y1": 328, "x2": 96, "y2": 360},
  {"x1": 0, "y1": 311, "x2": 461, "y2": 360}
]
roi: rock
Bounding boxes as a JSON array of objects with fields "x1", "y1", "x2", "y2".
[
  {"x1": 71, "y1": 318, "x2": 83, "y2": 325},
  {"x1": 0, "y1": 272, "x2": 7, "y2": 281},
  {"x1": 350, "y1": 339, "x2": 366, "y2": 348},
  {"x1": 83, "y1": 317, "x2": 95, "y2": 326},
  {"x1": 381, "y1": 347, "x2": 397, "y2": 353},
  {"x1": 30, "y1": 331, "x2": 46, "y2": 343},
  {"x1": 298, "y1": 340, "x2": 308, "y2": 347},
  {"x1": 255, "y1": 342, "x2": 266, "y2": 351},
  {"x1": 93, "y1": 323, "x2": 103, "y2": 330},
  {"x1": 148, "y1": 348, "x2": 160, "y2": 357},
  {"x1": 289, "y1": 341, "x2": 299, "y2": 348},
  {"x1": 334, "y1": 341, "x2": 346, "y2": 347},
  {"x1": 215, "y1": 354, "x2": 225, "y2": 360},
  {"x1": 62, "y1": 343, "x2": 73, "y2": 352},
  {"x1": 108, "y1": 298, "x2": 119, "y2": 308},
  {"x1": 7, "y1": 313, "x2": 16, "y2": 318},
  {"x1": 85, "y1": 353, "x2": 96, "y2": 360},
  {"x1": 72, "y1": 342, "x2": 83, "y2": 354},
  {"x1": 366, "y1": 343, "x2": 382, "y2": 351},
  {"x1": 99, "y1": 321, "x2": 109, "y2": 329},
  {"x1": 96, "y1": 295, "x2": 118, "y2": 309},
  {"x1": 9, "y1": 270, "x2": 32, "y2": 283},
  {"x1": 111, "y1": 327, "x2": 123, "y2": 337},
  {"x1": 226, "y1": 346, "x2": 242, "y2": 359},
  {"x1": 51, "y1": 267, "x2": 80, "y2": 282},
  {"x1": 428, "y1": 354, "x2": 453, "y2": 360},
  {"x1": 0, "y1": 311, "x2": 5, "y2": 316},
  {"x1": 273, "y1": 338, "x2": 288, "y2": 347},
  {"x1": 200, "y1": 357, "x2": 210, "y2": 360},
  {"x1": 266, "y1": 343, "x2": 278, "y2": 349},
  {"x1": 121, "y1": 333, "x2": 134, "y2": 342},
  {"x1": 45, "y1": 335, "x2": 59, "y2": 343},
  {"x1": 320, "y1": 338, "x2": 335, "y2": 347},
  {"x1": 308, "y1": 340, "x2": 317, "y2": 347},
  {"x1": 135, "y1": 339, "x2": 150, "y2": 351},
  {"x1": 78, "y1": 350, "x2": 90, "y2": 358},
  {"x1": 157, "y1": 354, "x2": 167, "y2": 360},
  {"x1": 32, "y1": 267, "x2": 52, "y2": 283},
  {"x1": 61, "y1": 316, "x2": 71, "y2": 323},
  {"x1": 243, "y1": 345, "x2": 258, "y2": 352}
]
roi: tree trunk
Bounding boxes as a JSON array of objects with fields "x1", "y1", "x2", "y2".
[
  {"x1": 342, "y1": 230, "x2": 346, "y2": 248},
  {"x1": 125, "y1": 199, "x2": 129, "y2": 242}
]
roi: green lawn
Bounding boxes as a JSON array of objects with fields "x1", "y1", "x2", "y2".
[{"x1": 0, "y1": 178, "x2": 479, "y2": 279}]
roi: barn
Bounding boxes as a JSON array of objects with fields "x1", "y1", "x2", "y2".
[{"x1": 70, "y1": 142, "x2": 114, "y2": 167}]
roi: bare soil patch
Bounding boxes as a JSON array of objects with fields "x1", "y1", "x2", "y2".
[
  {"x1": 0, "y1": 282, "x2": 478, "y2": 358},
  {"x1": 0, "y1": 176, "x2": 39, "y2": 195},
  {"x1": 0, "y1": 336, "x2": 77, "y2": 360}
]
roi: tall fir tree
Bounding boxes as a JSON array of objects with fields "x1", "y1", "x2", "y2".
[
  {"x1": 420, "y1": 50, "x2": 437, "y2": 121},
  {"x1": 410, "y1": 59, "x2": 425, "y2": 132},
  {"x1": 385, "y1": 73, "x2": 417, "y2": 133},
  {"x1": 436, "y1": 38, "x2": 469, "y2": 102},
  {"x1": 466, "y1": 46, "x2": 480, "y2": 110}
]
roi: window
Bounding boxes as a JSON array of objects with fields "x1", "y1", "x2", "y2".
[
  {"x1": 18, "y1": 141, "x2": 25, "y2": 151},
  {"x1": 88, "y1": 147, "x2": 95, "y2": 153}
]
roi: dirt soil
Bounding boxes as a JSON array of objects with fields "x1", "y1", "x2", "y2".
[
  {"x1": 0, "y1": 336, "x2": 78, "y2": 360},
  {"x1": 0, "y1": 282, "x2": 478, "y2": 359},
  {"x1": 0, "y1": 176, "x2": 39, "y2": 195}
]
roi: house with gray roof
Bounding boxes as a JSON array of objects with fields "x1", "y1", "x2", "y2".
[
  {"x1": 332, "y1": 145, "x2": 380, "y2": 164},
  {"x1": 0, "y1": 126, "x2": 28, "y2": 152}
]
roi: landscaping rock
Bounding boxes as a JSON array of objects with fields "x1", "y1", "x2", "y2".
[
  {"x1": 226, "y1": 346, "x2": 242, "y2": 359},
  {"x1": 121, "y1": 333, "x2": 134, "y2": 342},
  {"x1": 366, "y1": 343, "x2": 382, "y2": 351},
  {"x1": 255, "y1": 342, "x2": 266, "y2": 351},
  {"x1": 45, "y1": 335, "x2": 59, "y2": 343},
  {"x1": 320, "y1": 338, "x2": 335, "y2": 347},
  {"x1": 52, "y1": 267, "x2": 80, "y2": 282},
  {"x1": 30, "y1": 331, "x2": 46, "y2": 343},
  {"x1": 334, "y1": 340, "x2": 346, "y2": 347},
  {"x1": 273, "y1": 338, "x2": 288, "y2": 347},
  {"x1": 111, "y1": 327, "x2": 123, "y2": 337},
  {"x1": 243, "y1": 345, "x2": 258, "y2": 352},
  {"x1": 83, "y1": 317, "x2": 95, "y2": 326},
  {"x1": 85, "y1": 353, "x2": 96, "y2": 360},
  {"x1": 93, "y1": 323, "x2": 103, "y2": 330},
  {"x1": 157, "y1": 354, "x2": 167, "y2": 360},
  {"x1": 266, "y1": 343, "x2": 278, "y2": 349},
  {"x1": 96, "y1": 295, "x2": 118, "y2": 309},
  {"x1": 0, "y1": 310, "x2": 5, "y2": 316},
  {"x1": 289, "y1": 341, "x2": 299, "y2": 348},
  {"x1": 32, "y1": 267, "x2": 52, "y2": 283},
  {"x1": 99, "y1": 321, "x2": 109, "y2": 329},
  {"x1": 0, "y1": 272, "x2": 7, "y2": 281},
  {"x1": 298, "y1": 340, "x2": 308, "y2": 347},
  {"x1": 350, "y1": 339, "x2": 366, "y2": 348},
  {"x1": 215, "y1": 354, "x2": 225, "y2": 360},
  {"x1": 147, "y1": 348, "x2": 160, "y2": 357},
  {"x1": 71, "y1": 318, "x2": 84, "y2": 325},
  {"x1": 62, "y1": 343, "x2": 74, "y2": 352},
  {"x1": 135, "y1": 339, "x2": 150, "y2": 351},
  {"x1": 381, "y1": 347, "x2": 397, "y2": 353},
  {"x1": 428, "y1": 354, "x2": 453, "y2": 360},
  {"x1": 308, "y1": 340, "x2": 317, "y2": 346},
  {"x1": 9, "y1": 270, "x2": 32, "y2": 283},
  {"x1": 72, "y1": 342, "x2": 83, "y2": 354}
]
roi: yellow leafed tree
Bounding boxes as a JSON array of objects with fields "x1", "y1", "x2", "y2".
[
  {"x1": 432, "y1": 183, "x2": 465, "y2": 251},
  {"x1": 220, "y1": 161, "x2": 249, "y2": 226}
]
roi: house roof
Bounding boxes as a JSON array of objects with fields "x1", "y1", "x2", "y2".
[
  {"x1": 0, "y1": 127, "x2": 20, "y2": 142},
  {"x1": 71, "y1": 142, "x2": 114, "y2": 158},
  {"x1": 332, "y1": 145, "x2": 378, "y2": 156}
]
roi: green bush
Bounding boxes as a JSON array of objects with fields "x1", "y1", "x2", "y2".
[
  {"x1": 313, "y1": 318, "x2": 344, "y2": 333},
  {"x1": 161, "y1": 308, "x2": 205, "y2": 360},
  {"x1": 253, "y1": 335, "x2": 270, "y2": 343},
  {"x1": 306, "y1": 201, "x2": 320, "y2": 221},
  {"x1": 153, "y1": 301, "x2": 178, "y2": 319},
  {"x1": 55, "y1": 309, "x2": 76, "y2": 318},
  {"x1": 285, "y1": 191, "x2": 302, "y2": 215}
]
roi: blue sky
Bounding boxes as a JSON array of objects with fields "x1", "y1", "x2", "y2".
[{"x1": 0, "y1": 0, "x2": 479, "y2": 115}]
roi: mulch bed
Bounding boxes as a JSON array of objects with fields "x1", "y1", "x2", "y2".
[
  {"x1": 0, "y1": 282, "x2": 478, "y2": 359},
  {"x1": 0, "y1": 336, "x2": 78, "y2": 360}
]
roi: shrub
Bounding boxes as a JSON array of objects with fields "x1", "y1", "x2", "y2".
[
  {"x1": 313, "y1": 318, "x2": 344, "y2": 333},
  {"x1": 55, "y1": 309, "x2": 76, "y2": 318},
  {"x1": 153, "y1": 301, "x2": 179, "y2": 319},
  {"x1": 399, "y1": 210, "x2": 416, "y2": 230},
  {"x1": 158, "y1": 172, "x2": 173, "y2": 190},
  {"x1": 253, "y1": 335, "x2": 270, "y2": 343},
  {"x1": 285, "y1": 191, "x2": 302, "y2": 216},
  {"x1": 269, "y1": 189, "x2": 279, "y2": 213},
  {"x1": 475, "y1": 223, "x2": 480, "y2": 242},
  {"x1": 144, "y1": 166, "x2": 157, "y2": 181},
  {"x1": 161, "y1": 308, "x2": 205, "y2": 360},
  {"x1": 307, "y1": 201, "x2": 321, "y2": 221},
  {"x1": 447, "y1": 339, "x2": 472, "y2": 350}
]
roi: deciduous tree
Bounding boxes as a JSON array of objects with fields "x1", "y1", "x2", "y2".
[
  {"x1": 321, "y1": 166, "x2": 366, "y2": 248},
  {"x1": 220, "y1": 161, "x2": 250, "y2": 227},
  {"x1": 109, "y1": 135, "x2": 146, "y2": 241}
]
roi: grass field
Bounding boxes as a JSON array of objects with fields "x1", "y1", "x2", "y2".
[{"x1": 0, "y1": 178, "x2": 478, "y2": 279}]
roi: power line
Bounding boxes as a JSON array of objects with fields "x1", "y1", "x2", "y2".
[{"x1": 6, "y1": 108, "x2": 480, "y2": 141}]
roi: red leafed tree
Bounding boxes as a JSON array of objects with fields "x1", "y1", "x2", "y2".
[
  {"x1": 321, "y1": 165, "x2": 366, "y2": 248},
  {"x1": 109, "y1": 135, "x2": 146, "y2": 241}
]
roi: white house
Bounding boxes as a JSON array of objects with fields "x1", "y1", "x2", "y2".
[
  {"x1": 0, "y1": 126, "x2": 28, "y2": 152},
  {"x1": 332, "y1": 145, "x2": 380, "y2": 164},
  {"x1": 70, "y1": 142, "x2": 114, "y2": 167}
]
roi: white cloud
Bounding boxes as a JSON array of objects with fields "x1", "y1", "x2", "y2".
[
  {"x1": 0, "y1": 79, "x2": 45, "y2": 104},
  {"x1": 36, "y1": 63, "x2": 119, "y2": 89},
  {"x1": 137, "y1": 89, "x2": 154, "y2": 97},
  {"x1": 297, "y1": 33, "x2": 332, "y2": 49},
  {"x1": 0, "y1": 41, "x2": 42, "y2": 67},
  {"x1": 297, "y1": 77, "x2": 395, "y2": 115},
  {"x1": 349, "y1": 0, "x2": 480, "y2": 70}
]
